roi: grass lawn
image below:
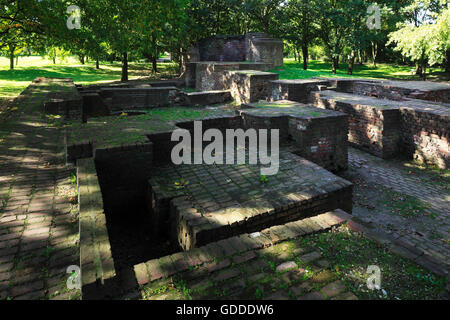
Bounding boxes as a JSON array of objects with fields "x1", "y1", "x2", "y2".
[
  {"x1": 270, "y1": 59, "x2": 450, "y2": 82},
  {"x1": 0, "y1": 56, "x2": 179, "y2": 99},
  {"x1": 1, "y1": 56, "x2": 448, "y2": 113}
]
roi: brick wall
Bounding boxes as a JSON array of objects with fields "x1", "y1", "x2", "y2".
[
  {"x1": 312, "y1": 91, "x2": 402, "y2": 159},
  {"x1": 195, "y1": 62, "x2": 241, "y2": 91},
  {"x1": 240, "y1": 102, "x2": 348, "y2": 172},
  {"x1": 271, "y1": 80, "x2": 330, "y2": 103},
  {"x1": 77, "y1": 158, "x2": 117, "y2": 299},
  {"x1": 225, "y1": 71, "x2": 279, "y2": 104},
  {"x1": 287, "y1": 115, "x2": 349, "y2": 172},
  {"x1": 399, "y1": 102, "x2": 449, "y2": 169},
  {"x1": 198, "y1": 35, "x2": 247, "y2": 62},
  {"x1": 245, "y1": 33, "x2": 284, "y2": 67},
  {"x1": 99, "y1": 87, "x2": 179, "y2": 112},
  {"x1": 40, "y1": 78, "x2": 83, "y2": 121}
]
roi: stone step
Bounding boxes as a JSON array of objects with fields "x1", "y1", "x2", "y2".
[{"x1": 133, "y1": 209, "x2": 352, "y2": 286}]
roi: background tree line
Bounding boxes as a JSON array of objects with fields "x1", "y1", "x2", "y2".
[{"x1": 1, "y1": 0, "x2": 448, "y2": 80}]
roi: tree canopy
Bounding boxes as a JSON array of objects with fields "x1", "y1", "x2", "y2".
[{"x1": 1, "y1": 0, "x2": 448, "y2": 77}]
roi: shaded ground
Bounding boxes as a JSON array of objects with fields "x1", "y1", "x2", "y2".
[
  {"x1": 138, "y1": 224, "x2": 448, "y2": 301},
  {"x1": 0, "y1": 82, "x2": 80, "y2": 300},
  {"x1": 342, "y1": 148, "x2": 450, "y2": 266}
]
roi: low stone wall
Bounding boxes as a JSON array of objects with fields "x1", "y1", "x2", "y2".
[
  {"x1": 80, "y1": 92, "x2": 110, "y2": 122},
  {"x1": 99, "y1": 87, "x2": 179, "y2": 112},
  {"x1": 271, "y1": 80, "x2": 330, "y2": 103},
  {"x1": 225, "y1": 70, "x2": 279, "y2": 104},
  {"x1": 311, "y1": 90, "x2": 449, "y2": 168},
  {"x1": 399, "y1": 100, "x2": 449, "y2": 169},
  {"x1": 194, "y1": 62, "x2": 272, "y2": 91},
  {"x1": 183, "y1": 90, "x2": 232, "y2": 106},
  {"x1": 38, "y1": 78, "x2": 83, "y2": 120},
  {"x1": 312, "y1": 91, "x2": 402, "y2": 159},
  {"x1": 77, "y1": 158, "x2": 117, "y2": 299},
  {"x1": 353, "y1": 80, "x2": 450, "y2": 103},
  {"x1": 240, "y1": 100, "x2": 348, "y2": 172}
]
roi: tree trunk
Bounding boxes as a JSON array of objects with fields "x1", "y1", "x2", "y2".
[
  {"x1": 152, "y1": 56, "x2": 158, "y2": 74},
  {"x1": 180, "y1": 47, "x2": 187, "y2": 75},
  {"x1": 9, "y1": 48, "x2": 15, "y2": 70},
  {"x1": 293, "y1": 49, "x2": 297, "y2": 62},
  {"x1": 15, "y1": 55, "x2": 18, "y2": 66},
  {"x1": 332, "y1": 58, "x2": 338, "y2": 74},
  {"x1": 151, "y1": 34, "x2": 158, "y2": 74},
  {"x1": 415, "y1": 64, "x2": 423, "y2": 76},
  {"x1": 348, "y1": 51, "x2": 355, "y2": 75},
  {"x1": 371, "y1": 42, "x2": 377, "y2": 68},
  {"x1": 96, "y1": 58, "x2": 99, "y2": 69},
  {"x1": 445, "y1": 50, "x2": 450, "y2": 73},
  {"x1": 302, "y1": 45, "x2": 308, "y2": 70},
  {"x1": 10, "y1": 53, "x2": 14, "y2": 70},
  {"x1": 121, "y1": 52, "x2": 128, "y2": 82},
  {"x1": 421, "y1": 61, "x2": 427, "y2": 80},
  {"x1": 79, "y1": 56, "x2": 85, "y2": 64}
]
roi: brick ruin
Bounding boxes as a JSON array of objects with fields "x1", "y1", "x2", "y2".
[{"x1": 35, "y1": 54, "x2": 448, "y2": 299}]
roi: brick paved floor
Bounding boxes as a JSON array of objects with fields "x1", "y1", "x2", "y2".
[
  {"x1": 346, "y1": 147, "x2": 450, "y2": 267},
  {"x1": 1, "y1": 82, "x2": 448, "y2": 300},
  {"x1": 0, "y1": 83, "x2": 80, "y2": 300}
]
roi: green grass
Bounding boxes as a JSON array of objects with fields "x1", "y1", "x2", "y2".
[
  {"x1": 378, "y1": 187, "x2": 435, "y2": 218},
  {"x1": 304, "y1": 225, "x2": 448, "y2": 300},
  {"x1": 0, "y1": 56, "x2": 179, "y2": 99},
  {"x1": 270, "y1": 59, "x2": 449, "y2": 81}
]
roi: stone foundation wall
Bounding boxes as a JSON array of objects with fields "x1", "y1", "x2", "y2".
[
  {"x1": 245, "y1": 33, "x2": 284, "y2": 67},
  {"x1": 193, "y1": 33, "x2": 283, "y2": 67},
  {"x1": 225, "y1": 71, "x2": 279, "y2": 104},
  {"x1": 198, "y1": 35, "x2": 247, "y2": 62},
  {"x1": 195, "y1": 63, "x2": 240, "y2": 91},
  {"x1": 99, "y1": 87, "x2": 179, "y2": 112},
  {"x1": 287, "y1": 115, "x2": 348, "y2": 172},
  {"x1": 80, "y1": 92, "x2": 110, "y2": 122},
  {"x1": 192, "y1": 62, "x2": 272, "y2": 91},
  {"x1": 312, "y1": 91, "x2": 402, "y2": 159},
  {"x1": 183, "y1": 90, "x2": 232, "y2": 107},
  {"x1": 77, "y1": 158, "x2": 117, "y2": 299},
  {"x1": 271, "y1": 80, "x2": 330, "y2": 103},
  {"x1": 39, "y1": 78, "x2": 83, "y2": 120},
  {"x1": 399, "y1": 102, "x2": 449, "y2": 169},
  {"x1": 350, "y1": 80, "x2": 450, "y2": 103},
  {"x1": 240, "y1": 101, "x2": 348, "y2": 172}
]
